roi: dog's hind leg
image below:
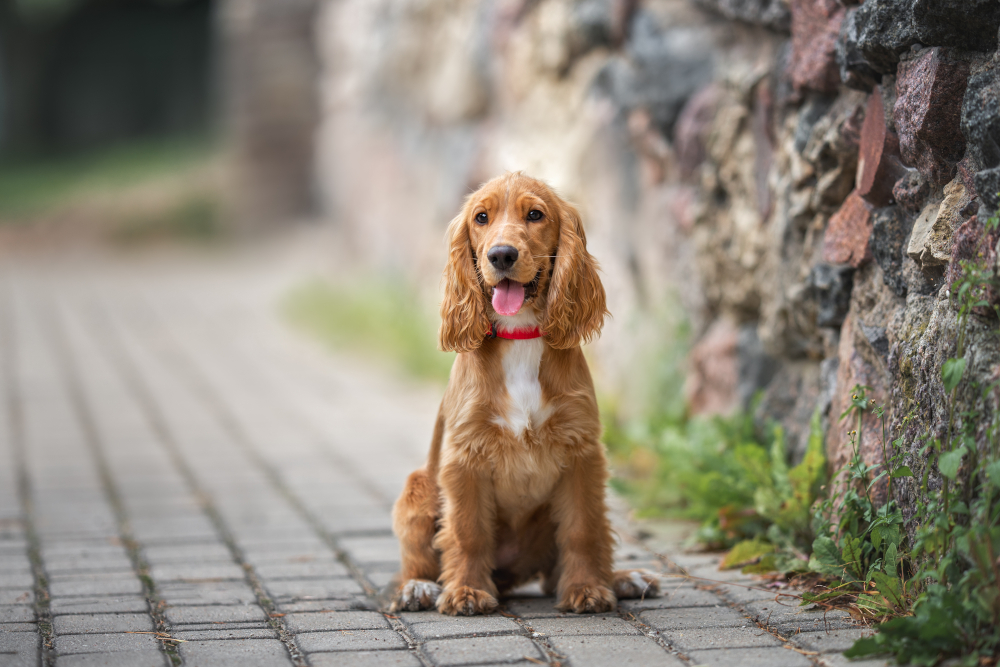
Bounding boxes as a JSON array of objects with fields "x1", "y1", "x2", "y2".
[
  {"x1": 389, "y1": 467, "x2": 442, "y2": 612},
  {"x1": 612, "y1": 570, "x2": 661, "y2": 600}
]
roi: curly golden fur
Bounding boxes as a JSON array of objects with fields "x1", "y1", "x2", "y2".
[{"x1": 390, "y1": 173, "x2": 659, "y2": 615}]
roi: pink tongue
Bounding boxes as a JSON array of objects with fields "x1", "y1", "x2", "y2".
[{"x1": 492, "y1": 279, "x2": 525, "y2": 316}]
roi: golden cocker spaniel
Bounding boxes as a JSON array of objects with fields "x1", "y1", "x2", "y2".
[{"x1": 390, "y1": 172, "x2": 660, "y2": 615}]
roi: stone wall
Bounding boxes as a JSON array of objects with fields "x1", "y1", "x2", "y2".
[{"x1": 314, "y1": 0, "x2": 1000, "y2": 526}]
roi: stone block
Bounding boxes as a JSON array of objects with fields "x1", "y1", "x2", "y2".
[
  {"x1": 640, "y1": 606, "x2": 750, "y2": 631},
  {"x1": 0, "y1": 606, "x2": 35, "y2": 623},
  {"x1": 548, "y1": 635, "x2": 685, "y2": 667},
  {"x1": 910, "y1": 0, "x2": 1000, "y2": 54},
  {"x1": 823, "y1": 190, "x2": 873, "y2": 267},
  {"x1": 892, "y1": 168, "x2": 930, "y2": 214},
  {"x1": 0, "y1": 590, "x2": 32, "y2": 605},
  {"x1": 421, "y1": 635, "x2": 543, "y2": 666},
  {"x1": 52, "y1": 613, "x2": 154, "y2": 635},
  {"x1": 691, "y1": 0, "x2": 791, "y2": 31},
  {"x1": 149, "y1": 562, "x2": 246, "y2": 582},
  {"x1": 619, "y1": 586, "x2": 721, "y2": 611},
  {"x1": 265, "y1": 578, "x2": 364, "y2": 601},
  {"x1": 528, "y1": 616, "x2": 639, "y2": 637},
  {"x1": 791, "y1": 627, "x2": 875, "y2": 653},
  {"x1": 870, "y1": 205, "x2": 912, "y2": 296},
  {"x1": 157, "y1": 581, "x2": 257, "y2": 606},
  {"x1": 835, "y1": 8, "x2": 881, "y2": 91},
  {"x1": 173, "y1": 628, "x2": 278, "y2": 640},
  {"x1": 0, "y1": 630, "x2": 39, "y2": 666},
  {"x1": 309, "y1": 652, "x2": 423, "y2": 667},
  {"x1": 906, "y1": 179, "x2": 971, "y2": 267},
  {"x1": 295, "y1": 629, "x2": 407, "y2": 652},
  {"x1": 179, "y1": 639, "x2": 295, "y2": 666},
  {"x1": 743, "y1": 600, "x2": 856, "y2": 633},
  {"x1": 141, "y1": 543, "x2": 231, "y2": 564},
  {"x1": 54, "y1": 632, "x2": 160, "y2": 655},
  {"x1": 48, "y1": 574, "x2": 142, "y2": 598},
  {"x1": 284, "y1": 611, "x2": 389, "y2": 633},
  {"x1": 856, "y1": 90, "x2": 905, "y2": 206},
  {"x1": 254, "y1": 561, "x2": 349, "y2": 580},
  {"x1": 405, "y1": 615, "x2": 523, "y2": 641},
  {"x1": 894, "y1": 47, "x2": 969, "y2": 186},
  {"x1": 49, "y1": 597, "x2": 148, "y2": 616},
  {"x1": 962, "y1": 66, "x2": 1000, "y2": 173},
  {"x1": 688, "y1": 646, "x2": 813, "y2": 667},
  {"x1": 0, "y1": 573, "x2": 34, "y2": 589},
  {"x1": 842, "y1": 0, "x2": 916, "y2": 76},
  {"x1": 660, "y1": 625, "x2": 782, "y2": 652},
  {"x1": 54, "y1": 651, "x2": 167, "y2": 667},
  {"x1": 811, "y1": 263, "x2": 855, "y2": 328},
  {"x1": 164, "y1": 604, "x2": 268, "y2": 625},
  {"x1": 788, "y1": 0, "x2": 845, "y2": 96}
]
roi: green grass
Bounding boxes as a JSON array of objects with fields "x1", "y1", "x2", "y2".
[
  {"x1": 0, "y1": 135, "x2": 216, "y2": 220},
  {"x1": 283, "y1": 279, "x2": 454, "y2": 383}
]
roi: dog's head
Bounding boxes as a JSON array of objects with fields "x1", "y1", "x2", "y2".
[{"x1": 439, "y1": 172, "x2": 608, "y2": 352}]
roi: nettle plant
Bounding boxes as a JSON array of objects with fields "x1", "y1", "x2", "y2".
[{"x1": 813, "y1": 210, "x2": 1000, "y2": 666}]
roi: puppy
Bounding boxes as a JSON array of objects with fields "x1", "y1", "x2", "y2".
[{"x1": 390, "y1": 172, "x2": 659, "y2": 615}]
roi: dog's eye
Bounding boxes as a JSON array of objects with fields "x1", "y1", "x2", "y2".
[
  {"x1": 527, "y1": 210, "x2": 543, "y2": 221},
  {"x1": 475, "y1": 212, "x2": 488, "y2": 225}
]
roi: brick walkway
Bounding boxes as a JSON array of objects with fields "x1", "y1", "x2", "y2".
[{"x1": 0, "y1": 258, "x2": 888, "y2": 667}]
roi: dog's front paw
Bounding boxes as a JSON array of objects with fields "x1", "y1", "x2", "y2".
[
  {"x1": 557, "y1": 583, "x2": 616, "y2": 613},
  {"x1": 436, "y1": 585, "x2": 498, "y2": 616},
  {"x1": 390, "y1": 579, "x2": 442, "y2": 612},
  {"x1": 612, "y1": 569, "x2": 661, "y2": 599}
]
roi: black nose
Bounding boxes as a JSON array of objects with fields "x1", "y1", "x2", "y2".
[{"x1": 487, "y1": 245, "x2": 519, "y2": 272}]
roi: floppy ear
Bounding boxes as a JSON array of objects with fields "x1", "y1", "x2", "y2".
[
  {"x1": 541, "y1": 200, "x2": 608, "y2": 349},
  {"x1": 439, "y1": 210, "x2": 490, "y2": 353}
]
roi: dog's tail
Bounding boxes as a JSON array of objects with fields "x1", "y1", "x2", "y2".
[{"x1": 426, "y1": 401, "x2": 445, "y2": 475}]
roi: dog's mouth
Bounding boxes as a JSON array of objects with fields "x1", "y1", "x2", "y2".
[{"x1": 490, "y1": 271, "x2": 542, "y2": 316}]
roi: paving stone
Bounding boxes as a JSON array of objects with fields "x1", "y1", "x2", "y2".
[
  {"x1": 53, "y1": 613, "x2": 154, "y2": 634},
  {"x1": 619, "y1": 586, "x2": 721, "y2": 611},
  {"x1": 295, "y1": 629, "x2": 407, "y2": 652},
  {"x1": 0, "y1": 590, "x2": 32, "y2": 605},
  {"x1": 338, "y1": 536, "x2": 400, "y2": 565},
  {"x1": 0, "y1": 623, "x2": 37, "y2": 631},
  {"x1": 49, "y1": 597, "x2": 148, "y2": 616},
  {"x1": 179, "y1": 639, "x2": 295, "y2": 666},
  {"x1": 548, "y1": 635, "x2": 685, "y2": 667},
  {"x1": 265, "y1": 578, "x2": 364, "y2": 600},
  {"x1": 254, "y1": 561, "x2": 349, "y2": 579},
  {"x1": 503, "y1": 597, "x2": 614, "y2": 619},
  {"x1": 55, "y1": 632, "x2": 161, "y2": 654},
  {"x1": 308, "y1": 651, "x2": 424, "y2": 667},
  {"x1": 659, "y1": 625, "x2": 782, "y2": 652},
  {"x1": 788, "y1": 627, "x2": 874, "y2": 653},
  {"x1": 422, "y1": 635, "x2": 543, "y2": 666},
  {"x1": 44, "y1": 557, "x2": 134, "y2": 574},
  {"x1": 687, "y1": 646, "x2": 813, "y2": 667},
  {"x1": 164, "y1": 604, "x2": 268, "y2": 625},
  {"x1": 48, "y1": 574, "x2": 142, "y2": 598},
  {"x1": 0, "y1": 630, "x2": 39, "y2": 666},
  {"x1": 54, "y1": 650, "x2": 168, "y2": 667},
  {"x1": 284, "y1": 611, "x2": 388, "y2": 633},
  {"x1": 0, "y1": 606, "x2": 35, "y2": 623},
  {"x1": 173, "y1": 628, "x2": 278, "y2": 640},
  {"x1": 149, "y1": 562, "x2": 246, "y2": 582},
  {"x1": 640, "y1": 606, "x2": 751, "y2": 631},
  {"x1": 707, "y1": 582, "x2": 782, "y2": 604},
  {"x1": 278, "y1": 599, "x2": 373, "y2": 613},
  {"x1": 817, "y1": 653, "x2": 891, "y2": 667},
  {"x1": 142, "y1": 543, "x2": 232, "y2": 564},
  {"x1": 742, "y1": 601, "x2": 856, "y2": 633},
  {"x1": 528, "y1": 616, "x2": 640, "y2": 637},
  {"x1": 158, "y1": 581, "x2": 257, "y2": 606},
  {"x1": 406, "y1": 615, "x2": 524, "y2": 640},
  {"x1": 0, "y1": 573, "x2": 34, "y2": 589}
]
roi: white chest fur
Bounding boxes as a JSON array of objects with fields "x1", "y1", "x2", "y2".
[{"x1": 495, "y1": 338, "x2": 549, "y2": 436}]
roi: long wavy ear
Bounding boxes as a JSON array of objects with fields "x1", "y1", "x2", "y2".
[
  {"x1": 542, "y1": 200, "x2": 608, "y2": 349},
  {"x1": 439, "y1": 210, "x2": 490, "y2": 353}
]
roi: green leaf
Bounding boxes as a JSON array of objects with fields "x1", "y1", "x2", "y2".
[
  {"x1": 844, "y1": 635, "x2": 886, "y2": 658},
  {"x1": 721, "y1": 538, "x2": 774, "y2": 570},
  {"x1": 855, "y1": 592, "x2": 890, "y2": 615},
  {"x1": 942, "y1": 358, "x2": 966, "y2": 394},
  {"x1": 799, "y1": 590, "x2": 844, "y2": 605},
  {"x1": 871, "y1": 526, "x2": 883, "y2": 551},
  {"x1": 938, "y1": 446, "x2": 967, "y2": 480},
  {"x1": 841, "y1": 534, "x2": 865, "y2": 580},
  {"x1": 809, "y1": 536, "x2": 844, "y2": 578},
  {"x1": 871, "y1": 571, "x2": 904, "y2": 609},
  {"x1": 985, "y1": 460, "x2": 1000, "y2": 487},
  {"x1": 890, "y1": 465, "x2": 913, "y2": 478},
  {"x1": 884, "y1": 543, "x2": 898, "y2": 575}
]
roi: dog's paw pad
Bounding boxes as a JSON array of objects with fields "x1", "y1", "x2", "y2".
[
  {"x1": 391, "y1": 579, "x2": 442, "y2": 612},
  {"x1": 436, "y1": 586, "x2": 498, "y2": 616},
  {"x1": 557, "y1": 583, "x2": 617, "y2": 614},
  {"x1": 612, "y1": 569, "x2": 661, "y2": 599}
]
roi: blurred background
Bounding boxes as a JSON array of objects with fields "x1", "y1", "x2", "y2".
[{"x1": 5, "y1": 0, "x2": 974, "y2": 542}]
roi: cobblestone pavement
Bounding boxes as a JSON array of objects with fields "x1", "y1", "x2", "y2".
[{"x1": 0, "y1": 257, "x2": 889, "y2": 667}]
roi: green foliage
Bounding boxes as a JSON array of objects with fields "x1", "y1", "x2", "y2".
[{"x1": 283, "y1": 279, "x2": 454, "y2": 383}]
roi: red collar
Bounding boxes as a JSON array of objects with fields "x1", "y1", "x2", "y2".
[{"x1": 486, "y1": 323, "x2": 544, "y2": 340}]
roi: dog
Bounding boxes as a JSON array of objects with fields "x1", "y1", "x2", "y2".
[{"x1": 389, "y1": 172, "x2": 660, "y2": 615}]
